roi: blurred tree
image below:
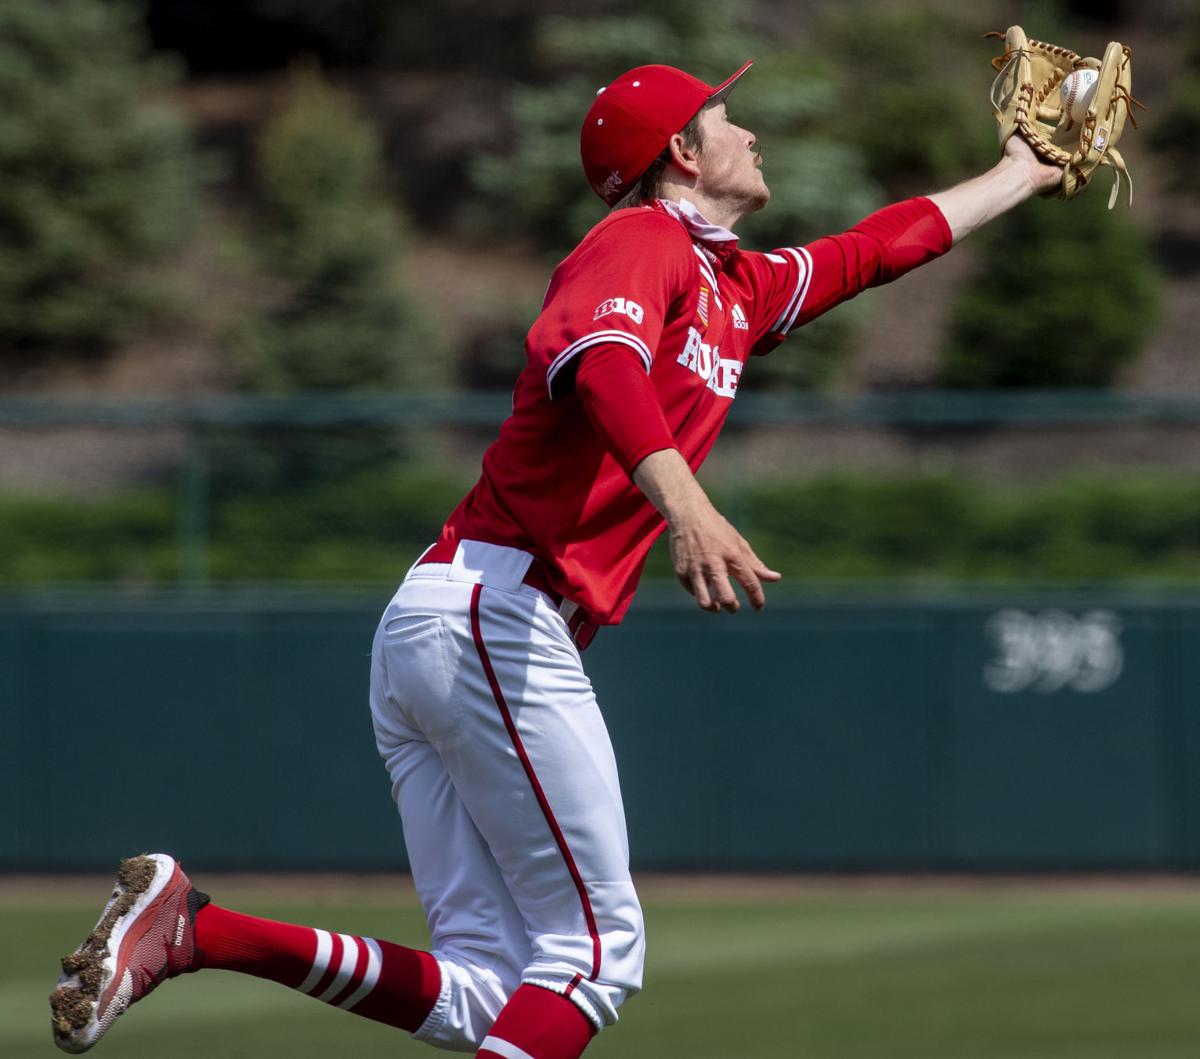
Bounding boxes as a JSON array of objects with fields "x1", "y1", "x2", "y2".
[
  {"x1": 254, "y1": 0, "x2": 543, "y2": 75},
  {"x1": 222, "y1": 67, "x2": 446, "y2": 497},
  {"x1": 146, "y1": 0, "x2": 335, "y2": 74},
  {"x1": 939, "y1": 189, "x2": 1161, "y2": 387},
  {"x1": 250, "y1": 0, "x2": 391, "y2": 68},
  {"x1": 232, "y1": 65, "x2": 440, "y2": 392},
  {"x1": 145, "y1": 0, "x2": 549, "y2": 76},
  {"x1": 1149, "y1": 12, "x2": 1200, "y2": 200},
  {"x1": 457, "y1": 294, "x2": 543, "y2": 389},
  {"x1": 467, "y1": 0, "x2": 883, "y2": 389},
  {"x1": 470, "y1": 0, "x2": 880, "y2": 252},
  {"x1": 0, "y1": 0, "x2": 200, "y2": 354},
  {"x1": 814, "y1": 4, "x2": 996, "y2": 198}
]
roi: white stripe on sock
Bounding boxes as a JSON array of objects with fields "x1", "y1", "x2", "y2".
[
  {"x1": 297, "y1": 928, "x2": 332, "y2": 995},
  {"x1": 316, "y1": 933, "x2": 361, "y2": 1003},
  {"x1": 337, "y1": 937, "x2": 382, "y2": 1010},
  {"x1": 479, "y1": 1037, "x2": 536, "y2": 1059}
]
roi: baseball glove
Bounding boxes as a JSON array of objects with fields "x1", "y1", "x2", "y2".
[{"x1": 987, "y1": 25, "x2": 1145, "y2": 208}]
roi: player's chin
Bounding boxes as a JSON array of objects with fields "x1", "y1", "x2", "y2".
[{"x1": 745, "y1": 180, "x2": 770, "y2": 213}]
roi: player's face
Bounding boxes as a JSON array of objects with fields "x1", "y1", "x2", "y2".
[{"x1": 694, "y1": 102, "x2": 769, "y2": 222}]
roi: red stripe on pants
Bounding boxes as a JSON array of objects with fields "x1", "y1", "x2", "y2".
[{"x1": 469, "y1": 582, "x2": 602, "y2": 981}]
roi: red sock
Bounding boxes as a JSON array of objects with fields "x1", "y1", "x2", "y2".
[
  {"x1": 194, "y1": 903, "x2": 441, "y2": 1032},
  {"x1": 477, "y1": 983, "x2": 595, "y2": 1059}
]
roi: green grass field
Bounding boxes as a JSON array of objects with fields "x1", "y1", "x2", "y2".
[{"x1": 7, "y1": 877, "x2": 1200, "y2": 1058}]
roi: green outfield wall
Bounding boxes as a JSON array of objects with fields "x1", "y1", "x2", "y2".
[{"x1": 3, "y1": 588, "x2": 1198, "y2": 872}]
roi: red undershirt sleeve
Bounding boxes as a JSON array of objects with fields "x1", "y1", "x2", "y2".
[
  {"x1": 575, "y1": 344, "x2": 678, "y2": 477},
  {"x1": 792, "y1": 197, "x2": 953, "y2": 329},
  {"x1": 844, "y1": 196, "x2": 954, "y2": 281},
  {"x1": 746, "y1": 197, "x2": 953, "y2": 350}
]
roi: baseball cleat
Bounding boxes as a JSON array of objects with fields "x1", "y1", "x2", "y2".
[{"x1": 49, "y1": 853, "x2": 209, "y2": 1053}]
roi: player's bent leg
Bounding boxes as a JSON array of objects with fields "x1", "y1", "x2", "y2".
[
  {"x1": 191, "y1": 903, "x2": 442, "y2": 1032},
  {"x1": 477, "y1": 984, "x2": 594, "y2": 1059},
  {"x1": 463, "y1": 583, "x2": 646, "y2": 1034},
  {"x1": 374, "y1": 740, "x2": 530, "y2": 1049},
  {"x1": 373, "y1": 550, "x2": 646, "y2": 1053},
  {"x1": 440, "y1": 577, "x2": 645, "y2": 1044},
  {"x1": 373, "y1": 622, "x2": 531, "y2": 1051}
]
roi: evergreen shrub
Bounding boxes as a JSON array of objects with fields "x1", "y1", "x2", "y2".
[
  {"x1": 939, "y1": 191, "x2": 1161, "y2": 387},
  {"x1": 6, "y1": 471, "x2": 1200, "y2": 586},
  {"x1": 233, "y1": 66, "x2": 439, "y2": 393},
  {"x1": 0, "y1": 0, "x2": 199, "y2": 352}
]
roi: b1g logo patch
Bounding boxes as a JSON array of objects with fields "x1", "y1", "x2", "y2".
[{"x1": 593, "y1": 297, "x2": 644, "y2": 324}]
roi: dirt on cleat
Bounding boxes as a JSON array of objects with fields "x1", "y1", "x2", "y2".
[{"x1": 49, "y1": 856, "x2": 158, "y2": 1039}]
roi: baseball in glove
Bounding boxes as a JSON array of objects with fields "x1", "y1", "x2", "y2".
[{"x1": 987, "y1": 25, "x2": 1145, "y2": 208}]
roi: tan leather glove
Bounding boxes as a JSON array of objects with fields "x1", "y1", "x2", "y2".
[{"x1": 988, "y1": 25, "x2": 1145, "y2": 208}]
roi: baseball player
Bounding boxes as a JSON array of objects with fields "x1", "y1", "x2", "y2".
[{"x1": 50, "y1": 61, "x2": 1061, "y2": 1058}]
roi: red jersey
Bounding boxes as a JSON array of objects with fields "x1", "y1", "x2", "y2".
[{"x1": 439, "y1": 196, "x2": 952, "y2": 624}]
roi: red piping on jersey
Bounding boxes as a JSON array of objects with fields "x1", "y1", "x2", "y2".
[{"x1": 469, "y1": 582, "x2": 603, "y2": 982}]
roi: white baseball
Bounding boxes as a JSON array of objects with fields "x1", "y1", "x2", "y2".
[{"x1": 1061, "y1": 68, "x2": 1099, "y2": 123}]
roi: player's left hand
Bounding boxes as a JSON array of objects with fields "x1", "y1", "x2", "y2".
[{"x1": 1002, "y1": 134, "x2": 1062, "y2": 195}]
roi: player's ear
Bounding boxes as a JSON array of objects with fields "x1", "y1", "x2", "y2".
[{"x1": 667, "y1": 132, "x2": 702, "y2": 178}]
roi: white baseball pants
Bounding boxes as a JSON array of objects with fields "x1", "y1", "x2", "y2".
[{"x1": 369, "y1": 540, "x2": 645, "y2": 1052}]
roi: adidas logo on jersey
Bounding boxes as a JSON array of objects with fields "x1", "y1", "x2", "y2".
[
  {"x1": 731, "y1": 303, "x2": 749, "y2": 330},
  {"x1": 676, "y1": 326, "x2": 742, "y2": 400}
]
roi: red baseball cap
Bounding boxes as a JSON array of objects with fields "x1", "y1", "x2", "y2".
[{"x1": 580, "y1": 61, "x2": 753, "y2": 206}]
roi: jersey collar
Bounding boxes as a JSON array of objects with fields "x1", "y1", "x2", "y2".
[{"x1": 651, "y1": 197, "x2": 740, "y2": 269}]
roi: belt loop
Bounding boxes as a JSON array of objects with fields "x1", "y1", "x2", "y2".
[{"x1": 569, "y1": 612, "x2": 599, "y2": 650}]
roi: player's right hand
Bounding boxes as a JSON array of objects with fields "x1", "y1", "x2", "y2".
[
  {"x1": 668, "y1": 508, "x2": 781, "y2": 614},
  {"x1": 632, "y1": 448, "x2": 781, "y2": 613}
]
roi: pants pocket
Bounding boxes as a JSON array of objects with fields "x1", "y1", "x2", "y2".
[{"x1": 381, "y1": 612, "x2": 460, "y2": 739}]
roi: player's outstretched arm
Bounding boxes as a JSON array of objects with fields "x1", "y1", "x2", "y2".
[
  {"x1": 927, "y1": 135, "x2": 1062, "y2": 244},
  {"x1": 633, "y1": 448, "x2": 781, "y2": 613}
]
